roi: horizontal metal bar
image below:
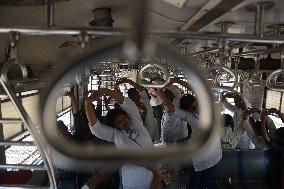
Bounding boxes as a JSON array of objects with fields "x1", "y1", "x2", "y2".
[
  {"x1": 0, "y1": 185, "x2": 50, "y2": 189},
  {"x1": 0, "y1": 27, "x2": 125, "y2": 36},
  {"x1": 0, "y1": 164, "x2": 45, "y2": 170},
  {"x1": 0, "y1": 141, "x2": 35, "y2": 146},
  {"x1": 0, "y1": 118, "x2": 23, "y2": 124},
  {"x1": 0, "y1": 27, "x2": 284, "y2": 44},
  {"x1": 232, "y1": 46, "x2": 284, "y2": 57},
  {"x1": 190, "y1": 47, "x2": 218, "y2": 56}
]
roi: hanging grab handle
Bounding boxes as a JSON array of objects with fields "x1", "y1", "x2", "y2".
[
  {"x1": 1, "y1": 60, "x2": 28, "y2": 84},
  {"x1": 210, "y1": 65, "x2": 237, "y2": 91},
  {"x1": 137, "y1": 63, "x2": 170, "y2": 88},
  {"x1": 266, "y1": 52, "x2": 284, "y2": 91}
]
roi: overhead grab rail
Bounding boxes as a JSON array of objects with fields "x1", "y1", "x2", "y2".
[
  {"x1": 0, "y1": 28, "x2": 284, "y2": 44},
  {"x1": 266, "y1": 51, "x2": 284, "y2": 92}
]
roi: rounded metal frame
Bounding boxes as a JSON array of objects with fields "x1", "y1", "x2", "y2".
[
  {"x1": 137, "y1": 63, "x2": 170, "y2": 88},
  {"x1": 1, "y1": 60, "x2": 28, "y2": 83},
  {"x1": 39, "y1": 39, "x2": 216, "y2": 169},
  {"x1": 266, "y1": 69, "x2": 284, "y2": 92}
]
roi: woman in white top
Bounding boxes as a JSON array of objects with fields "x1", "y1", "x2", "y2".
[
  {"x1": 220, "y1": 112, "x2": 251, "y2": 149},
  {"x1": 159, "y1": 84, "x2": 188, "y2": 143},
  {"x1": 162, "y1": 78, "x2": 222, "y2": 189},
  {"x1": 246, "y1": 109, "x2": 277, "y2": 149},
  {"x1": 114, "y1": 78, "x2": 159, "y2": 141},
  {"x1": 84, "y1": 88, "x2": 162, "y2": 189},
  {"x1": 148, "y1": 88, "x2": 163, "y2": 139},
  {"x1": 221, "y1": 92, "x2": 254, "y2": 149}
]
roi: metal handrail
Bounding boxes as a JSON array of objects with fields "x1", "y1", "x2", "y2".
[
  {"x1": 0, "y1": 118, "x2": 23, "y2": 124},
  {"x1": 0, "y1": 27, "x2": 283, "y2": 44},
  {"x1": 266, "y1": 52, "x2": 284, "y2": 91},
  {"x1": 0, "y1": 164, "x2": 45, "y2": 170}
]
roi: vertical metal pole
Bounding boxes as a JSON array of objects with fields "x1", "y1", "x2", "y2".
[
  {"x1": 255, "y1": 3, "x2": 264, "y2": 38},
  {"x1": 124, "y1": 0, "x2": 147, "y2": 63},
  {"x1": 19, "y1": 92, "x2": 25, "y2": 132},
  {"x1": 46, "y1": 0, "x2": 55, "y2": 27},
  {"x1": 0, "y1": 101, "x2": 6, "y2": 165}
]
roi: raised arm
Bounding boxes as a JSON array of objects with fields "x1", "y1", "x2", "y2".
[
  {"x1": 85, "y1": 88, "x2": 123, "y2": 124},
  {"x1": 64, "y1": 88, "x2": 79, "y2": 114},
  {"x1": 115, "y1": 78, "x2": 144, "y2": 92},
  {"x1": 221, "y1": 92, "x2": 238, "y2": 112},
  {"x1": 260, "y1": 109, "x2": 271, "y2": 143},
  {"x1": 168, "y1": 77, "x2": 191, "y2": 91},
  {"x1": 85, "y1": 89, "x2": 104, "y2": 126}
]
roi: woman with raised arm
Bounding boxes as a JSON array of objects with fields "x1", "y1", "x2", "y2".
[
  {"x1": 244, "y1": 108, "x2": 276, "y2": 149},
  {"x1": 220, "y1": 109, "x2": 252, "y2": 149},
  {"x1": 114, "y1": 78, "x2": 159, "y2": 142},
  {"x1": 162, "y1": 78, "x2": 221, "y2": 189},
  {"x1": 84, "y1": 88, "x2": 161, "y2": 189},
  {"x1": 158, "y1": 80, "x2": 188, "y2": 143},
  {"x1": 221, "y1": 92, "x2": 254, "y2": 149}
]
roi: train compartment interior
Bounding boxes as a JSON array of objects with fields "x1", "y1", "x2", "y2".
[{"x1": 0, "y1": 0, "x2": 284, "y2": 189}]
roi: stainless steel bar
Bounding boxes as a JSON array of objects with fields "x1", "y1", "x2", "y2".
[
  {"x1": 190, "y1": 47, "x2": 219, "y2": 56},
  {"x1": 232, "y1": 46, "x2": 284, "y2": 57},
  {"x1": 0, "y1": 141, "x2": 35, "y2": 146},
  {"x1": 0, "y1": 27, "x2": 284, "y2": 43},
  {"x1": 0, "y1": 79, "x2": 56, "y2": 188},
  {"x1": 255, "y1": 3, "x2": 264, "y2": 38},
  {"x1": 0, "y1": 118, "x2": 23, "y2": 124},
  {"x1": 0, "y1": 185, "x2": 49, "y2": 189},
  {"x1": 0, "y1": 27, "x2": 125, "y2": 36},
  {"x1": 46, "y1": 0, "x2": 54, "y2": 27},
  {"x1": 130, "y1": 0, "x2": 147, "y2": 51},
  {"x1": 0, "y1": 164, "x2": 45, "y2": 170}
]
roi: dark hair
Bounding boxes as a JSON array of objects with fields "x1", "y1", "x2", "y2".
[
  {"x1": 249, "y1": 117, "x2": 267, "y2": 136},
  {"x1": 57, "y1": 120, "x2": 66, "y2": 128},
  {"x1": 276, "y1": 127, "x2": 284, "y2": 139},
  {"x1": 179, "y1": 94, "x2": 196, "y2": 111},
  {"x1": 221, "y1": 114, "x2": 234, "y2": 130},
  {"x1": 164, "y1": 89, "x2": 175, "y2": 102},
  {"x1": 105, "y1": 108, "x2": 129, "y2": 128},
  {"x1": 57, "y1": 120, "x2": 71, "y2": 137},
  {"x1": 127, "y1": 88, "x2": 139, "y2": 99}
]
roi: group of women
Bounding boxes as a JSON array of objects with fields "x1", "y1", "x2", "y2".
[{"x1": 55, "y1": 76, "x2": 284, "y2": 189}]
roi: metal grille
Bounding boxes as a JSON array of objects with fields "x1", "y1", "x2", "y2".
[{"x1": 265, "y1": 90, "x2": 281, "y2": 110}]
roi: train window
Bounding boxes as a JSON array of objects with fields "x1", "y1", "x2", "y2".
[
  {"x1": 5, "y1": 132, "x2": 41, "y2": 167},
  {"x1": 265, "y1": 90, "x2": 281, "y2": 110},
  {"x1": 1, "y1": 91, "x2": 42, "y2": 167}
]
